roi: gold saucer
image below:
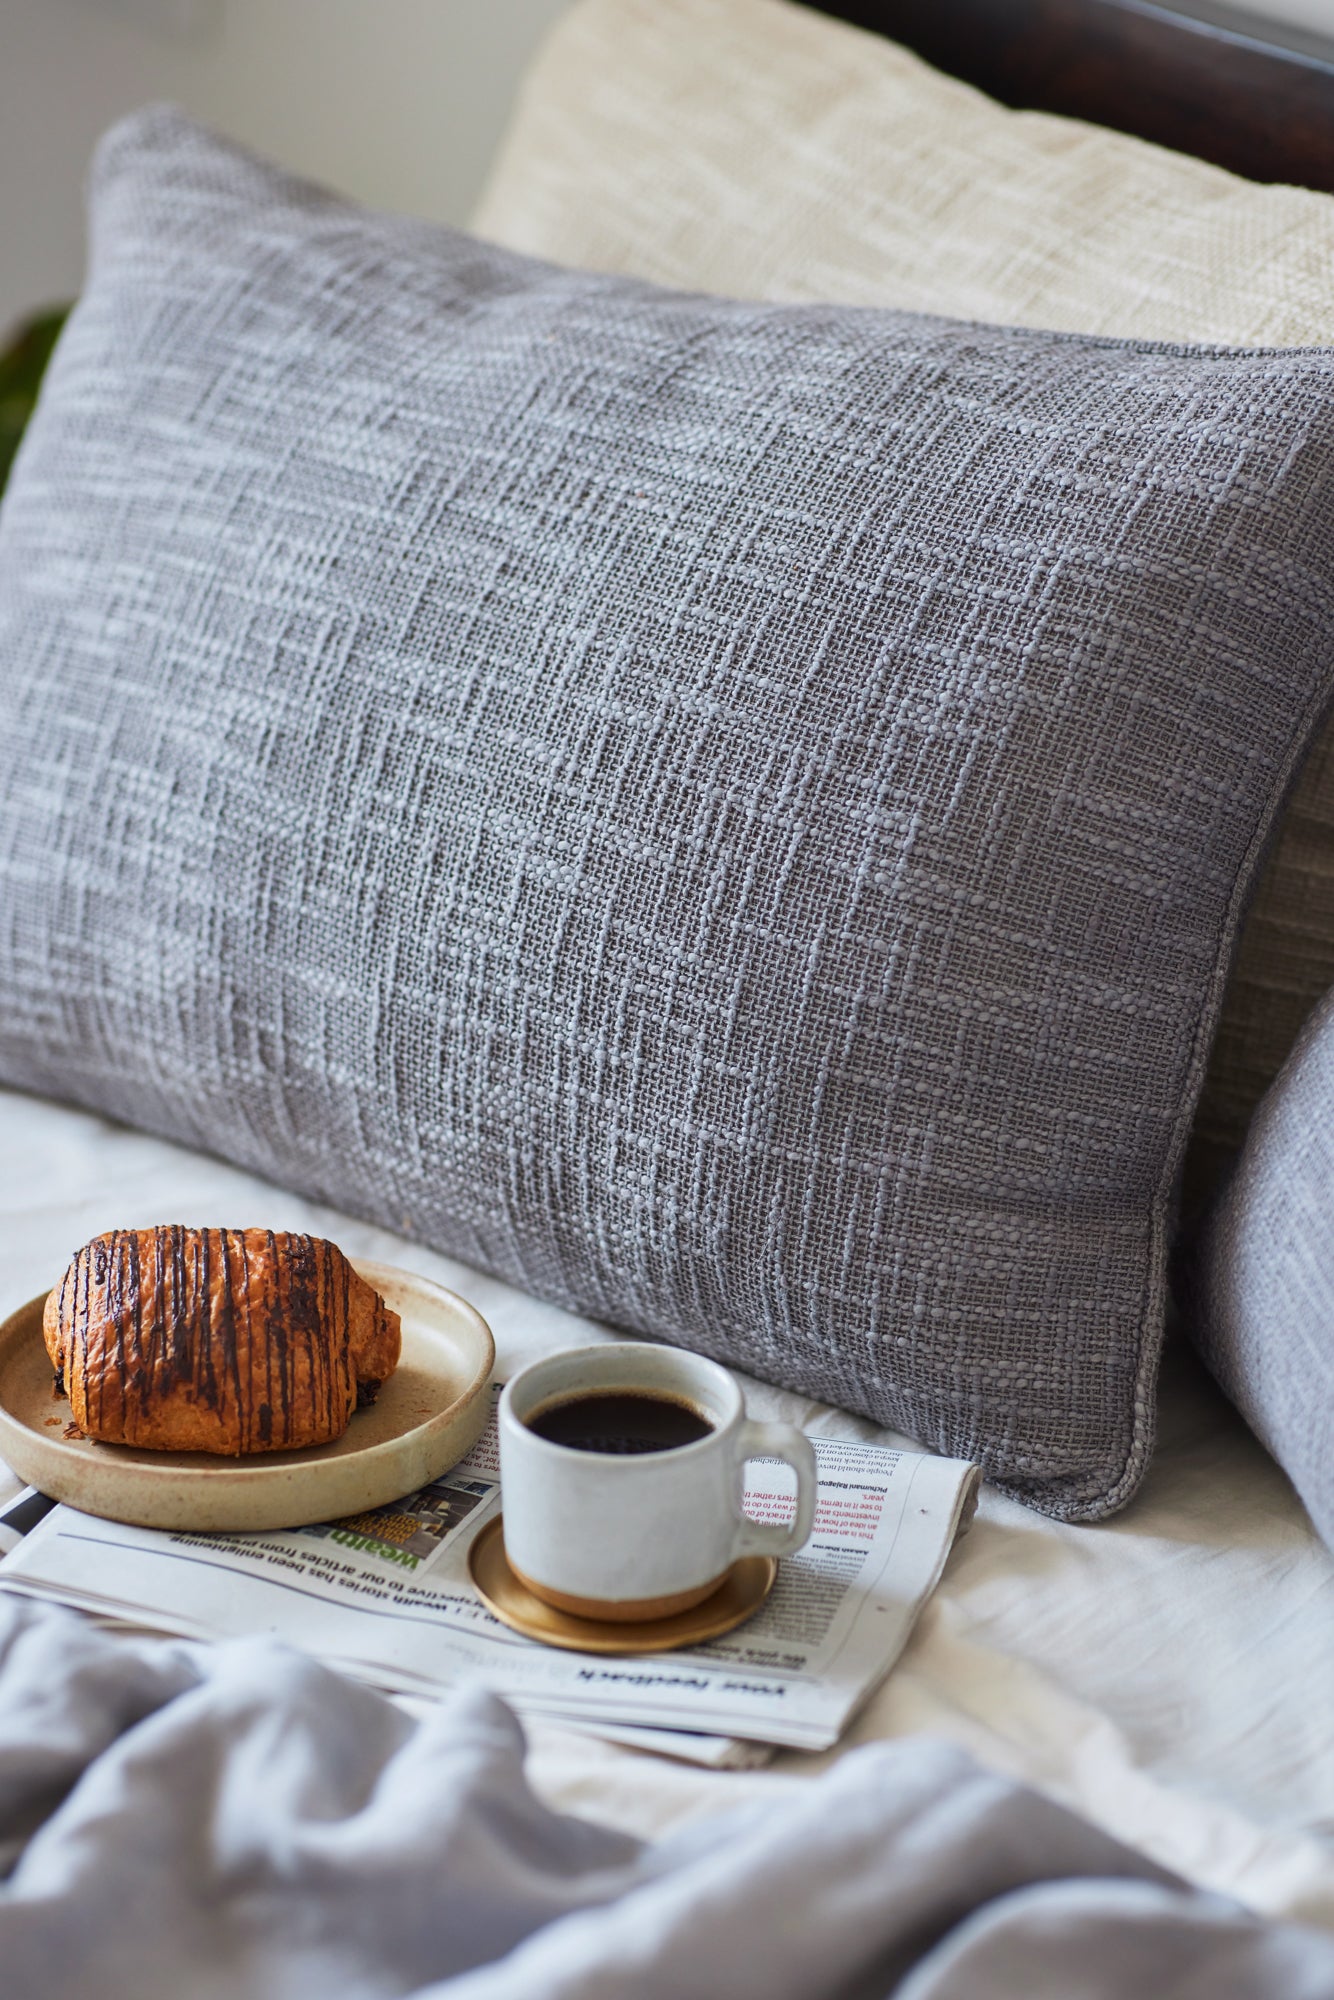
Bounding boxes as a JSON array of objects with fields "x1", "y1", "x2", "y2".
[{"x1": 467, "y1": 1515, "x2": 777, "y2": 1655}]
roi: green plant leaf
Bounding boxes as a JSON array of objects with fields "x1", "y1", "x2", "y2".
[{"x1": 0, "y1": 305, "x2": 73, "y2": 496}]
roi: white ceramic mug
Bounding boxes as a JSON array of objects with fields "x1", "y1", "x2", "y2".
[{"x1": 499, "y1": 1343, "x2": 818, "y2": 1621}]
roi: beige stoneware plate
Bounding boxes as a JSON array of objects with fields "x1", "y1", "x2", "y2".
[{"x1": 0, "y1": 1259, "x2": 494, "y2": 1532}]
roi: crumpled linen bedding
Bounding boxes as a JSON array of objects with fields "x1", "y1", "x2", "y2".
[
  {"x1": 2, "y1": 1595, "x2": 1332, "y2": 2000},
  {"x1": 0, "y1": 1085, "x2": 1332, "y2": 1955}
]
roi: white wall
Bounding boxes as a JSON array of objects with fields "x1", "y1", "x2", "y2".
[
  {"x1": 0, "y1": 0, "x2": 571, "y2": 335},
  {"x1": 1226, "y1": 0, "x2": 1334, "y2": 35}
]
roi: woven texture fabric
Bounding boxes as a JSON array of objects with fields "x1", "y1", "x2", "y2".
[
  {"x1": 1189, "y1": 995, "x2": 1334, "y2": 1551},
  {"x1": 6, "y1": 114, "x2": 1334, "y2": 1517},
  {"x1": 474, "y1": 0, "x2": 1334, "y2": 1209}
]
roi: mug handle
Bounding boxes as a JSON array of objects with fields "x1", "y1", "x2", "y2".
[{"x1": 730, "y1": 1420, "x2": 818, "y2": 1560}]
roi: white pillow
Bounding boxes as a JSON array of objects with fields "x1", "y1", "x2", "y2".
[{"x1": 474, "y1": 0, "x2": 1334, "y2": 1200}]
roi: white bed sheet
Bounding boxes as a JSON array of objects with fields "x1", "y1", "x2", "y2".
[{"x1": 1, "y1": 1085, "x2": 1330, "y2": 1929}]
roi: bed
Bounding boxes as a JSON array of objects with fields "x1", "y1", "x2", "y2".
[{"x1": 1, "y1": 0, "x2": 1332, "y2": 1991}]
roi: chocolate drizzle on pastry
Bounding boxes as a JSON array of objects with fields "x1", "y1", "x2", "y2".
[{"x1": 43, "y1": 1228, "x2": 401, "y2": 1456}]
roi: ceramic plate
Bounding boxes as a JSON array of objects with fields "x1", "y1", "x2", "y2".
[
  {"x1": 0, "y1": 1259, "x2": 494, "y2": 1532},
  {"x1": 467, "y1": 1514, "x2": 776, "y2": 1654}
]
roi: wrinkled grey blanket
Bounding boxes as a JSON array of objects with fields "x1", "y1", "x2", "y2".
[{"x1": 1, "y1": 1598, "x2": 1330, "y2": 1999}]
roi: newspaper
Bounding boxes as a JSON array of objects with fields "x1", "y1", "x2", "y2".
[{"x1": 0, "y1": 1395, "x2": 978, "y2": 1756}]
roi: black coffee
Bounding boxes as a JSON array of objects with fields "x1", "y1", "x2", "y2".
[{"x1": 526, "y1": 1390, "x2": 713, "y2": 1455}]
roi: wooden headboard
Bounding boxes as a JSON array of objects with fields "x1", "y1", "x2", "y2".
[{"x1": 808, "y1": 0, "x2": 1334, "y2": 193}]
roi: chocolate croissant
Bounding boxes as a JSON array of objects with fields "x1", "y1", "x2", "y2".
[{"x1": 44, "y1": 1227, "x2": 401, "y2": 1455}]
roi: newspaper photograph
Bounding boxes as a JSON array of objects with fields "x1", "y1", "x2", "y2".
[{"x1": 0, "y1": 1396, "x2": 978, "y2": 1754}]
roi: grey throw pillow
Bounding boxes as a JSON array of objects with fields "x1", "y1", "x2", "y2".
[
  {"x1": 1187, "y1": 994, "x2": 1334, "y2": 1549},
  {"x1": 4, "y1": 110, "x2": 1334, "y2": 1518}
]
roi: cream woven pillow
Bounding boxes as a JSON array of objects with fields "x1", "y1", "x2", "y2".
[{"x1": 474, "y1": 0, "x2": 1334, "y2": 1201}]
